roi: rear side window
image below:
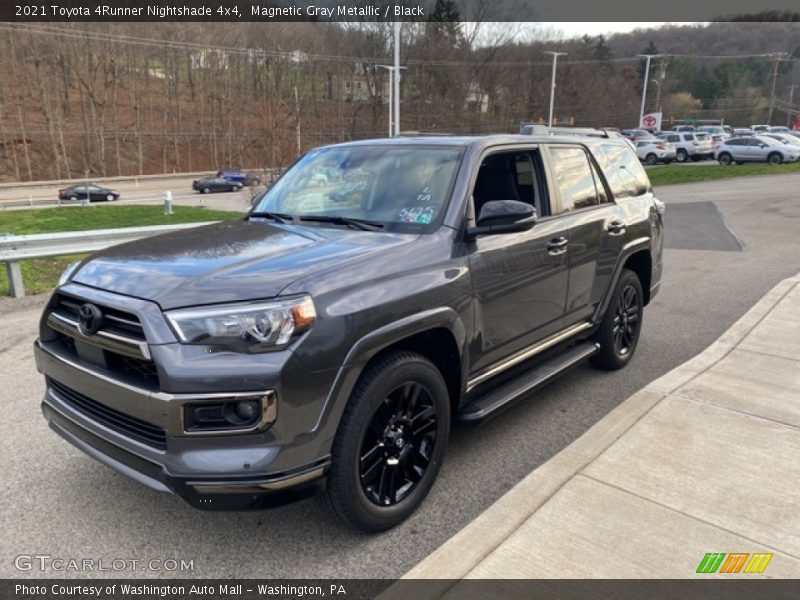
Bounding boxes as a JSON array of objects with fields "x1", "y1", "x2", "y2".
[
  {"x1": 667, "y1": 135, "x2": 679, "y2": 142},
  {"x1": 683, "y1": 134, "x2": 694, "y2": 141},
  {"x1": 549, "y1": 146, "x2": 600, "y2": 212},
  {"x1": 596, "y1": 144, "x2": 651, "y2": 198}
]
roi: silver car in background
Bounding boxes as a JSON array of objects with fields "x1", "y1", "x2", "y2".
[
  {"x1": 714, "y1": 135, "x2": 800, "y2": 165},
  {"x1": 657, "y1": 131, "x2": 713, "y2": 162}
]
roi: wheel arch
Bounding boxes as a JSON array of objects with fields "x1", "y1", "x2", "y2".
[
  {"x1": 311, "y1": 308, "x2": 468, "y2": 440},
  {"x1": 592, "y1": 239, "x2": 653, "y2": 323}
]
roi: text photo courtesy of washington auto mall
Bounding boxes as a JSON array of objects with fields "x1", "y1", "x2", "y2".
[{"x1": 1, "y1": 0, "x2": 800, "y2": 598}]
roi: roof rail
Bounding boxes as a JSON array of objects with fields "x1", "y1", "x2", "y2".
[
  {"x1": 395, "y1": 131, "x2": 456, "y2": 137},
  {"x1": 519, "y1": 123, "x2": 616, "y2": 139}
]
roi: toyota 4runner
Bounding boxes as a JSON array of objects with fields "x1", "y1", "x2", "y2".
[{"x1": 36, "y1": 134, "x2": 664, "y2": 531}]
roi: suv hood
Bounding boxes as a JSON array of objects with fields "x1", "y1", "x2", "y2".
[{"x1": 72, "y1": 220, "x2": 416, "y2": 309}]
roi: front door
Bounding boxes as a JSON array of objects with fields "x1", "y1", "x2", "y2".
[{"x1": 467, "y1": 147, "x2": 569, "y2": 375}]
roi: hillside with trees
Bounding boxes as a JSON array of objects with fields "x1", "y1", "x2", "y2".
[{"x1": 0, "y1": 14, "x2": 798, "y2": 181}]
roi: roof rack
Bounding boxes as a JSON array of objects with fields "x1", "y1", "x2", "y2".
[{"x1": 519, "y1": 123, "x2": 620, "y2": 139}]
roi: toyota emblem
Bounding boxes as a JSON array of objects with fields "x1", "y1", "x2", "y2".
[{"x1": 78, "y1": 303, "x2": 104, "y2": 335}]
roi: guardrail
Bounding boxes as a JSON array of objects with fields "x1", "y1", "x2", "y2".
[{"x1": 0, "y1": 222, "x2": 218, "y2": 298}]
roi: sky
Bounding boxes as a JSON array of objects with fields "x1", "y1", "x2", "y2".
[{"x1": 547, "y1": 22, "x2": 704, "y2": 40}]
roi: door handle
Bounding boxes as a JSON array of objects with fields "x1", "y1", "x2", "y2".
[
  {"x1": 607, "y1": 220, "x2": 626, "y2": 235},
  {"x1": 547, "y1": 237, "x2": 568, "y2": 255}
]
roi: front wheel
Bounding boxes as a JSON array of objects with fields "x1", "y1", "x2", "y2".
[
  {"x1": 768, "y1": 152, "x2": 782, "y2": 165},
  {"x1": 202, "y1": 187, "x2": 211, "y2": 194},
  {"x1": 323, "y1": 351, "x2": 450, "y2": 532},
  {"x1": 591, "y1": 269, "x2": 644, "y2": 371},
  {"x1": 718, "y1": 153, "x2": 733, "y2": 166},
  {"x1": 676, "y1": 149, "x2": 688, "y2": 163},
  {"x1": 645, "y1": 153, "x2": 658, "y2": 166},
  {"x1": 106, "y1": 194, "x2": 115, "y2": 201}
]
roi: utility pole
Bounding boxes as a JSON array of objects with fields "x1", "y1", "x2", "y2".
[
  {"x1": 393, "y1": 22, "x2": 401, "y2": 136},
  {"x1": 766, "y1": 52, "x2": 787, "y2": 125},
  {"x1": 789, "y1": 83, "x2": 796, "y2": 128},
  {"x1": 544, "y1": 51, "x2": 567, "y2": 127}
]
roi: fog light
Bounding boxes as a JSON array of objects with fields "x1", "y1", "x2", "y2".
[
  {"x1": 183, "y1": 392, "x2": 277, "y2": 434},
  {"x1": 234, "y1": 400, "x2": 259, "y2": 421}
]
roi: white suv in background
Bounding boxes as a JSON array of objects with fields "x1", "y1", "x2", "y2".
[
  {"x1": 657, "y1": 131, "x2": 713, "y2": 162},
  {"x1": 635, "y1": 139, "x2": 677, "y2": 165}
]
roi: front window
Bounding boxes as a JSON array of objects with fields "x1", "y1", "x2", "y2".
[{"x1": 252, "y1": 145, "x2": 463, "y2": 232}]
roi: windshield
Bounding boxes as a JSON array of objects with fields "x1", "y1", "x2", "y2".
[{"x1": 252, "y1": 145, "x2": 463, "y2": 232}]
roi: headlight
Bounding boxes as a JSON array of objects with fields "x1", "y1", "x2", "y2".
[
  {"x1": 165, "y1": 296, "x2": 316, "y2": 352},
  {"x1": 58, "y1": 261, "x2": 81, "y2": 287}
]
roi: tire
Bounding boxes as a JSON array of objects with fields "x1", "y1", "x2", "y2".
[
  {"x1": 106, "y1": 194, "x2": 115, "y2": 201},
  {"x1": 718, "y1": 153, "x2": 733, "y2": 166},
  {"x1": 202, "y1": 187, "x2": 211, "y2": 194},
  {"x1": 323, "y1": 351, "x2": 450, "y2": 532},
  {"x1": 768, "y1": 152, "x2": 782, "y2": 165},
  {"x1": 645, "y1": 153, "x2": 658, "y2": 166},
  {"x1": 233, "y1": 185, "x2": 242, "y2": 191},
  {"x1": 69, "y1": 195, "x2": 78, "y2": 202},
  {"x1": 591, "y1": 269, "x2": 644, "y2": 371},
  {"x1": 676, "y1": 149, "x2": 688, "y2": 163}
]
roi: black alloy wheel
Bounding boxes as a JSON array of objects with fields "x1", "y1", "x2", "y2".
[
  {"x1": 359, "y1": 381, "x2": 438, "y2": 507},
  {"x1": 591, "y1": 269, "x2": 644, "y2": 370},
  {"x1": 323, "y1": 350, "x2": 450, "y2": 532},
  {"x1": 613, "y1": 284, "x2": 640, "y2": 358}
]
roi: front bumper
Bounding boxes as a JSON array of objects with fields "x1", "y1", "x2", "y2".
[{"x1": 35, "y1": 340, "x2": 330, "y2": 510}]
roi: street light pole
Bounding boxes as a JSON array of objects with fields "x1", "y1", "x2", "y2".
[
  {"x1": 544, "y1": 51, "x2": 567, "y2": 127},
  {"x1": 377, "y1": 65, "x2": 395, "y2": 137},
  {"x1": 393, "y1": 22, "x2": 401, "y2": 136}
]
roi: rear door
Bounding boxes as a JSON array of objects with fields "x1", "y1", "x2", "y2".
[{"x1": 545, "y1": 144, "x2": 628, "y2": 325}]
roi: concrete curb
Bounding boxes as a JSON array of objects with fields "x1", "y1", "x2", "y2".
[{"x1": 395, "y1": 272, "x2": 800, "y2": 588}]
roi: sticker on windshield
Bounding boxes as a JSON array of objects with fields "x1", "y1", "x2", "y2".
[
  {"x1": 416, "y1": 187, "x2": 433, "y2": 203},
  {"x1": 399, "y1": 206, "x2": 435, "y2": 225}
]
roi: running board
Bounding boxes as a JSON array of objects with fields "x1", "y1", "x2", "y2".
[{"x1": 457, "y1": 341, "x2": 600, "y2": 423}]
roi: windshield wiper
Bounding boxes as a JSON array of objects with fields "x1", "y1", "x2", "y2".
[
  {"x1": 246, "y1": 211, "x2": 294, "y2": 224},
  {"x1": 299, "y1": 215, "x2": 385, "y2": 231}
]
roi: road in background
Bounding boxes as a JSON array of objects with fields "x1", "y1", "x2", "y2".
[{"x1": 1, "y1": 173, "x2": 799, "y2": 578}]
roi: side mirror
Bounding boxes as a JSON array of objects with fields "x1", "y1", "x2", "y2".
[{"x1": 468, "y1": 200, "x2": 536, "y2": 237}]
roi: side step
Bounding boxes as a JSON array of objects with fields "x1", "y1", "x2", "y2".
[{"x1": 457, "y1": 341, "x2": 600, "y2": 423}]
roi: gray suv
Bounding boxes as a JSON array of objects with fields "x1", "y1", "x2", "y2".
[{"x1": 36, "y1": 134, "x2": 664, "y2": 531}]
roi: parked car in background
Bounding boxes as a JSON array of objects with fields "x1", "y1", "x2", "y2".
[
  {"x1": 723, "y1": 125, "x2": 733, "y2": 136},
  {"x1": 58, "y1": 185, "x2": 119, "y2": 203},
  {"x1": 767, "y1": 126, "x2": 792, "y2": 134},
  {"x1": 714, "y1": 135, "x2": 800, "y2": 165},
  {"x1": 635, "y1": 139, "x2": 676, "y2": 165},
  {"x1": 621, "y1": 129, "x2": 653, "y2": 141},
  {"x1": 192, "y1": 177, "x2": 244, "y2": 193},
  {"x1": 657, "y1": 131, "x2": 713, "y2": 162},
  {"x1": 217, "y1": 169, "x2": 262, "y2": 186},
  {"x1": 672, "y1": 125, "x2": 696, "y2": 132},
  {"x1": 697, "y1": 125, "x2": 729, "y2": 140},
  {"x1": 732, "y1": 128, "x2": 754, "y2": 138},
  {"x1": 750, "y1": 125, "x2": 770, "y2": 133},
  {"x1": 762, "y1": 133, "x2": 800, "y2": 148}
]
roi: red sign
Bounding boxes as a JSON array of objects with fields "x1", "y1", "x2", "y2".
[
  {"x1": 793, "y1": 115, "x2": 800, "y2": 131},
  {"x1": 643, "y1": 115, "x2": 657, "y2": 128}
]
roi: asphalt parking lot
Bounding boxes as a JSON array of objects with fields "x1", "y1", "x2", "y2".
[{"x1": 1, "y1": 172, "x2": 799, "y2": 579}]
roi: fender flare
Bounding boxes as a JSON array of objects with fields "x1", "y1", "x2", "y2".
[
  {"x1": 309, "y1": 307, "x2": 468, "y2": 437},
  {"x1": 592, "y1": 237, "x2": 652, "y2": 323}
]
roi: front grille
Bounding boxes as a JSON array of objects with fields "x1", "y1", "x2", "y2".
[
  {"x1": 53, "y1": 294, "x2": 146, "y2": 341},
  {"x1": 49, "y1": 379, "x2": 167, "y2": 450}
]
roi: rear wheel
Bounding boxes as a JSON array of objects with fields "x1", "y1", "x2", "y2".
[
  {"x1": 645, "y1": 153, "x2": 658, "y2": 166},
  {"x1": 768, "y1": 152, "x2": 783, "y2": 165},
  {"x1": 591, "y1": 269, "x2": 644, "y2": 371},
  {"x1": 718, "y1": 153, "x2": 733, "y2": 165},
  {"x1": 68, "y1": 195, "x2": 78, "y2": 202},
  {"x1": 676, "y1": 149, "x2": 688, "y2": 163},
  {"x1": 323, "y1": 351, "x2": 450, "y2": 532},
  {"x1": 202, "y1": 187, "x2": 211, "y2": 194}
]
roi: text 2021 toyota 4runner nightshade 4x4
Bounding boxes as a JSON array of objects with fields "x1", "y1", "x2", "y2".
[{"x1": 36, "y1": 134, "x2": 664, "y2": 531}]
